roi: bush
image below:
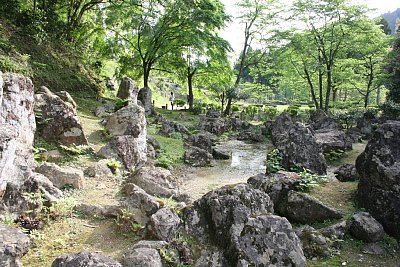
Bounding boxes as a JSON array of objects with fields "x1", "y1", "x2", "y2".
[
  {"x1": 380, "y1": 101, "x2": 400, "y2": 119},
  {"x1": 295, "y1": 168, "x2": 328, "y2": 192},
  {"x1": 266, "y1": 149, "x2": 283, "y2": 174},
  {"x1": 114, "y1": 98, "x2": 128, "y2": 111},
  {"x1": 173, "y1": 99, "x2": 186, "y2": 107}
]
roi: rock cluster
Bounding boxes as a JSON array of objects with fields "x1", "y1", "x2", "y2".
[{"x1": 356, "y1": 121, "x2": 400, "y2": 239}]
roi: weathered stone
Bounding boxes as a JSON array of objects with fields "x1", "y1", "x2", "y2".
[
  {"x1": 362, "y1": 243, "x2": 384, "y2": 255},
  {"x1": 147, "y1": 135, "x2": 161, "y2": 150},
  {"x1": 36, "y1": 162, "x2": 84, "y2": 189},
  {"x1": 105, "y1": 105, "x2": 146, "y2": 137},
  {"x1": 199, "y1": 111, "x2": 226, "y2": 136},
  {"x1": 349, "y1": 212, "x2": 385, "y2": 243},
  {"x1": 0, "y1": 72, "x2": 35, "y2": 198},
  {"x1": 271, "y1": 113, "x2": 327, "y2": 174},
  {"x1": 137, "y1": 87, "x2": 153, "y2": 116},
  {"x1": 98, "y1": 135, "x2": 147, "y2": 171},
  {"x1": 84, "y1": 159, "x2": 114, "y2": 179},
  {"x1": 148, "y1": 208, "x2": 181, "y2": 241},
  {"x1": 74, "y1": 203, "x2": 122, "y2": 218},
  {"x1": 94, "y1": 102, "x2": 115, "y2": 118},
  {"x1": 130, "y1": 240, "x2": 168, "y2": 250},
  {"x1": 230, "y1": 215, "x2": 306, "y2": 267},
  {"x1": 315, "y1": 129, "x2": 353, "y2": 153},
  {"x1": 158, "y1": 121, "x2": 175, "y2": 137},
  {"x1": 55, "y1": 91, "x2": 77, "y2": 110},
  {"x1": 282, "y1": 190, "x2": 343, "y2": 224},
  {"x1": 295, "y1": 226, "x2": 331, "y2": 259},
  {"x1": 247, "y1": 172, "x2": 301, "y2": 214},
  {"x1": 35, "y1": 86, "x2": 88, "y2": 146},
  {"x1": 212, "y1": 148, "x2": 230, "y2": 160},
  {"x1": 184, "y1": 183, "x2": 274, "y2": 247},
  {"x1": 42, "y1": 150, "x2": 63, "y2": 163},
  {"x1": 184, "y1": 146, "x2": 212, "y2": 167},
  {"x1": 310, "y1": 109, "x2": 342, "y2": 130},
  {"x1": 123, "y1": 183, "x2": 161, "y2": 224},
  {"x1": 0, "y1": 223, "x2": 30, "y2": 267},
  {"x1": 126, "y1": 166, "x2": 178, "y2": 198},
  {"x1": 229, "y1": 118, "x2": 251, "y2": 131},
  {"x1": 186, "y1": 133, "x2": 216, "y2": 152},
  {"x1": 51, "y1": 252, "x2": 122, "y2": 267},
  {"x1": 237, "y1": 130, "x2": 264, "y2": 143},
  {"x1": 320, "y1": 220, "x2": 348, "y2": 239},
  {"x1": 194, "y1": 248, "x2": 229, "y2": 267},
  {"x1": 334, "y1": 164, "x2": 359, "y2": 182},
  {"x1": 122, "y1": 248, "x2": 162, "y2": 267},
  {"x1": 117, "y1": 77, "x2": 138, "y2": 104},
  {"x1": 355, "y1": 121, "x2": 400, "y2": 239}
]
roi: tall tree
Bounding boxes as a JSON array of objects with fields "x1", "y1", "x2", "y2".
[{"x1": 107, "y1": 0, "x2": 228, "y2": 89}]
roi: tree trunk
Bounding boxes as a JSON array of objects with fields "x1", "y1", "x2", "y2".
[
  {"x1": 376, "y1": 86, "x2": 381, "y2": 106},
  {"x1": 143, "y1": 62, "x2": 151, "y2": 88},
  {"x1": 304, "y1": 66, "x2": 319, "y2": 108},
  {"x1": 187, "y1": 67, "x2": 195, "y2": 110},
  {"x1": 318, "y1": 53, "x2": 324, "y2": 109},
  {"x1": 325, "y1": 66, "x2": 332, "y2": 112}
]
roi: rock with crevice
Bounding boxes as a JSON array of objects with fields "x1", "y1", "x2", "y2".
[
  {"x1": 315, "y1": 129, "x2": 353, "y2": 153},
  {"x1": 84, "y1": 159, "x2": 114, "y2": 179},
  {"x1": 295, "y1": 226, "x2": 331, "y2": 259},
  {"x1": 319, "y1": 220, "x2": 348, "y2": 239},
  {"x1": 36, "y1": 162, "x2": 84, "y2": 189},
  {"x1": 122, "y1": 247, "x2": 162, "y2": 267},
  {"x1": 282, "y1": 190, "x2": 343, "y2": 224},
  {"x1": 185, "y1": 132, "x2": 216, "y2": 152},
  {"x1": 199, "y1": 111, "x2": 226, "y2": 136},
  {"x1": 334, "y1": 164, "x2": 359, "y2": 182},
  {"x1": 184, "y1": 146, "x2": 212, "y2": 167},
  {"x1": 51, "y1": 252, "x2": 122, "y2": 267},
  {"x1": 126, "y1": 166, "x2": 179, "y2": 198},
  {"x1": 349, "y1": 212, "x2": 385, "y2": 243},
  {"x1": 117, "y1": 77, "x2": 139, "y2": 104},
  {"x1": 138, "y1": 87, "x2": 153, "y2": 116},
  {"x1": 355, "y1": 121, "x2": 400, "y2": 239},
  {"x1": 34, "y1": 86, "x2": 88, "y2": 146},
  {"x1": 310, "y1": 109, "x2": 342, "y2": 130},
  {"x1": 148, "y1": 208, "x2": 181, "y2": 241},
  {"x1": 0, "y1": 222, "x2": 30, "y2": 267}
]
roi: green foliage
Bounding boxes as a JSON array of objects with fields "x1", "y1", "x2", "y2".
[
  {"x1": 173, "y1": 99, "x2": 186, "y2": 107},
  {"x1": 106, "y1": 159, "x2": 121, "y2": 174},
  {"x1": 114, "y1": 98, "x2": 128, "y2": 111},
  {"x1": 59, "y1": 144, "x2": 92, "y2": 156},
  {"x1": 324, "y1": 149, "x2": 345, "y2": 163},
  {"x1": 381, "y1": 100, "x2": 400, "y2": 119},
  {"x1": 263, "y1": 106, "x2": 278, "y2": 120},
  {"x1": 285, "y1": 106, "x2": 299, "y2": 117},
  {"x1": 295, "y1": 168, "x2": 328, "y2": 192},
  {"x1": 115, "y1": 209, "x2": 143, "y2": 236},
  {"x1": 265, "y1": 149, "x2": 283, "y2": 174}
]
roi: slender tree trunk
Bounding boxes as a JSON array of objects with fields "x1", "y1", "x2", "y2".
[
  {"x1": 143, "y1": 62, "x2": 151, "y2": 88},
  {"x1": 325, "y1": 66, "x2": 332, "y2": 112},
  {"x1": 318, "y1": 53, "x2": 323, "y2": 109},
  {"x1": 376, "y1": 86, "x2": 381, "y2": 106},
  {"x1": 304, "y1": 66, "x2": 318, "y2": 108},
  {"x1": 187, "y1": 67, "x2": 195, "y2": 110}
]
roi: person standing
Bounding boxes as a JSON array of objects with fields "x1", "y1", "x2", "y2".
[{"x1": 169, "y1": 92, "x2": 175, "y2": 110}]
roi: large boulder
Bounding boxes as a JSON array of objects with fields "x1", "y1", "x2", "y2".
[
  {"x1": 281, "y1": 191, "x2": 343, "y2": 224},
  {"x1": 122, "y1": 247, "x2": 162, "y2": 267},
  {"x1": 315, "y1": 129, "x2": 352, "y2": 153},
  {"x1": 295, "y1": 226, "x2": 330, "y2": 259},
  {"x1": 0, "y1": 223, "x2": 30, "y2": 267},
  {"x1": 148, "y1": 208, "x2": 181, "y2": 241},
  {"x1": 36, "y1": 162, "x2": 84, "y2": 189},
  {"x1": 126, "y1": 166, "x2": 179, "y2": 198},
  {"x1": 34, "y1": 86, "x2": 88, "y2": 146},
  {"x1": 0, "y1": 72, "x2": 36, "y2": 197},
  {"x1": 349, "y1": 212, "x2": 385, "y2": 243},
  {"x1": 51, "y1": 252, "x2": 122, "y2": 267},
  {"x1": 199, "y1": 111, "x2": 226, "y2": 136},
  {"x1": 355, "y1": 121, "x2": 400, "y2": 239},
  {"x1": 105, "y1": 105, "x2": 146, "y2": 137},
  {"x1": 334, "y1": 164, "x2": 359, "y2": 182},
  {"x1": 319, "y1": 220, "x2": 348, "y2": 239},
  {"x1": 271, "y1": 113, "x2": 327, "y2": 174},
  {"x1": 100, "y1": 104, "x2": 147, "y2": 171},
  {"x1": 138, "y1": 87, "x2": 153, "y2": 116},
  {"x1": 310, "y1": 109, "x2": 342, "y2": 130},
  {"x1": 184, "y1": 146, "x2": 212, "y2": 167},
  {"x1": 117, "y1": 77, "x2": 138, "y2": 104},
  {"x1": 185, "y1": 132, "x2": 216, "y2": 152}
]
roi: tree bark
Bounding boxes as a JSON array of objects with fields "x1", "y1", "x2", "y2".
[{"x1": 187, "y1": 67, "x2": 196, "y2": 110}]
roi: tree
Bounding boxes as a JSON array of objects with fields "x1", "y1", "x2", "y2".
[
  {"x1": 224, "y1": 0, "x2": 281, "y2": 116},
  {"x1": 107, "y1": 0, "x2": 229, "y2": 89},
  {"x1": 385, "y1": 37, "x2": 400, "y2": 103}
]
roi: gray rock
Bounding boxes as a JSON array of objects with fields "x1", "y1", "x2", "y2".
[
  {"x1": 55, "y1": 91, "x2": 77, "y2": 110},
  {"x1": 237, "y1": 130, "x2": 264, "y2": 143},
  {"x1": 117, "y1": 77, "x2": 138, "y2": 104},
  {"x1": 74, "y1": 203, "x2": 122, "y2": 218},
  {"x1": 334, "y1": 164, "x2": 359, "y2": 182},
  {"x1": 186, "y1": 133, "x2": 216, "y2": 152},
  {"x1": 247, "y1": 172, "x2": 301, "y2": 214},
  {"x1": 320, "y1": 220, "x2": 348, "y2": 239},
  {"x1": 315, "y1": 129, "x2": 352, "y2": 153},
  {"x1": 184, "y1": 146, "x2": 212, "y2": 167},
  {"x1": 137, "y1": 87, "x2": 153, "y2": 116},
  {"x1": 362, "y1": 243, "x2": 384, "y2": 255},
  {"x1": 42, "y1": 150, "x2": 64, "y2": 163},
  {"x1": 122, "y1": 247, "x2": 162, "y2": 267},
  {"x1": 194, "y1": 248, "x2": 229, "y2": 267},
  {"x1": 126, "y1": 166, "x2": 178, "y2": 198},
  {"x1": 105, "y1": 105, "x2": 146, "y2": 138},
  {"x1": 271, "y1": 113, "x2": 327, "y2": 174},
  {"x1": 36, "y1": 162, "x2": 84, "y2": 189},
  {"x1": 355, "y1": 121, "x2": 400, "y2": 239},
  {"x1": 94, "y1": 102, "x2": 115, "y2": 117},
  {"x1": 230, "y1": 215, "x2": 306, "y2": 267},
  {"x1": 212, "y1": 148, "x2": 230, "y2": 160},
  {"x1": 51, "y1": 252, "x2": 121, "y2": 267},
  {"x1": 84, "y1": 159, "x2": 114, "y2": 179},
  {"x1": 98, "y1": 135, "x2": 147, "y2": 171},
  {"x1": 0, "y1": 223, "x2": 30, "y2": 267},
  {"x1": 123, "y1": 183, "x2": 161, "y2": 224},
  {"x1": 184, "y1": 183, "x2": 273, "y2": 246},
  {"x1": 282, "y1": 190, "x2": 343, "y2": 224},
  {"x1": 34, "y1": 87, "x2": 88, "y2": 146},
  {"x1": 295, "y1": 226, "x2": 331, "y2": 259},
  {"x1": 131, "y1": 240, "x2": 168, "y2": 250},
  {"x1": 349, "y1": 212, "x2": 385, "y2": 243},
  {"x1": 0, "y1": 72, "x2": 36, "y2": 198},
  {"x1": 310, "y1": 109, "x2": 342, "y2": 130},
  {"x1": 158, "y1": 121, "x2": 175, "y2": 137},
  {"x1": 148, "y1": 208, "x2": 181, "y2": 241},
  {"x1": 199, "y1": 111, "x2": 226, "y2": 136}
]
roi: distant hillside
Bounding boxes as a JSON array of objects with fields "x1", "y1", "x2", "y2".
[{"x1": 382, "y1": 8, "x2": 400, "y2": 35}]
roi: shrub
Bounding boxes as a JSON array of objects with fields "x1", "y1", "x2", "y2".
[
  {"x1": 295, "y1": 168, "x2": 328, "y2": 192},
  {"x1": 106, "y1": 159, "x2": 122, "y2": 174},
  {"x1": 265, "y1": 149, "x2": 283, "y2": 174}
]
